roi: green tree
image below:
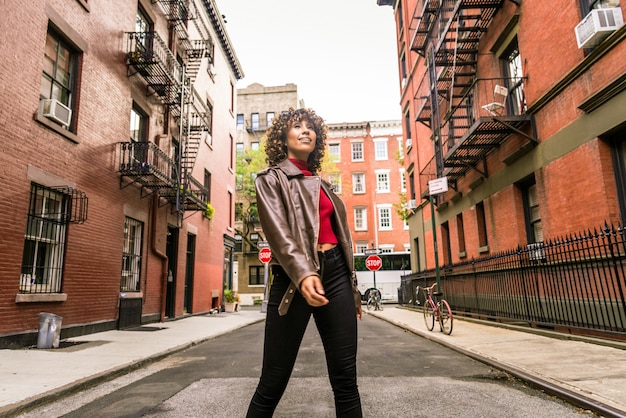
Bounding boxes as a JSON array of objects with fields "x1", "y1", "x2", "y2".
[{"x1": 235, "y1": 144, "x2": 266, "y2": 251}]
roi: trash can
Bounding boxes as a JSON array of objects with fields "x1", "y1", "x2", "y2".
[{"x1": 37, "y1": 312, "x2": 63, "y2": 349}]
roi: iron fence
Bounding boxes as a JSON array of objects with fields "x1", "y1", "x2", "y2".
[{"x1": 401, "y1": 223, "x2": 626, "y2": 340}]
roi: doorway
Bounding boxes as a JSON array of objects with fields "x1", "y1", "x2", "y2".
[
  {"x1": 165, "y1": 226, "x2": 179, "y2": 318},
  {"x1": 184, "y1": 233, "x2": 196, "y2": 313}
]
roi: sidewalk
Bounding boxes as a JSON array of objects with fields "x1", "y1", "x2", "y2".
[
  {"x1": 0, "y1": 306, "x2": 625, "y2": 417},
  {"x1": 368, "y1": 306, "x2": 626, "y2": 418},
  {"x1": 0, "y1": 308, "x2": 266, "y2": 417}
]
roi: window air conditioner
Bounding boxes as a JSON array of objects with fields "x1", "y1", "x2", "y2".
[
  {"x1": 407, "y1": 199, "x2": 417, "y2": 210},
  {"x1": 40, "y1": 99, "x2": 72, "y2": 127},
  {"x1": 406, "y1": 137, "x2": 412, "y2": 148},
  {"x1": 575, "y1": 7, "x2": 624, "y2": 49}
]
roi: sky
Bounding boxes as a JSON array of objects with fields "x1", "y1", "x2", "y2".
[{"x1": 217, "y1": 0, "x2": 401, "y2": 124}]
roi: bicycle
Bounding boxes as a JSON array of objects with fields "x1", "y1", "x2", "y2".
[
  {"x1": 366, "y1": 288, "x2": 383, "y2": 311},
  {"x1": 416, "y1": 283, "x2": 453, "y2": 335}
]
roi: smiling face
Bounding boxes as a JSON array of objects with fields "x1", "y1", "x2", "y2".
[{"x1": 285, "y1": 118, "x2": 317, "y2": 162}]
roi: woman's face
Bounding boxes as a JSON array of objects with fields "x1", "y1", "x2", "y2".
[{"x1": 285, "y1": 118, "x2": 317, "y2": 161}]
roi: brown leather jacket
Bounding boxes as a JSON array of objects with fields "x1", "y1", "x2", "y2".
[{"x1": 255, "y1": 159, "x2": 361, "y2": 315}]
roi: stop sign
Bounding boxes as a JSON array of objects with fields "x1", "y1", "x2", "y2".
[
  {"x1": 365, "y1": 255, "x2": 382, "y2": 271},
  {"x1": 258, "y1": 247, "x2": 272, "y2": 263}
]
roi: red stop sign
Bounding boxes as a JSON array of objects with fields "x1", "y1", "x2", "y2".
[
  {"x1": 258, "y1": 247, "x2": 272, "y2": 263},
  {"x1": 365, "y1": 255, "x2": 382, "y2": 271}
]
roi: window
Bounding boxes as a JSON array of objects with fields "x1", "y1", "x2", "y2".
[
  {"x1": 355, "y1": 242, "x2": 369, "y2": 254},
  {"x1": 251, "y1": 142, "x2": 259, "y2": 151},
  {"x1": 352, "y1": 173, "x2": 365, "y2": 193},
  {"x1": 581, "y1": 0, "x2": 620, "y2": 15},
  {"x1": 228, "y1": 191, "x2": 233, "y2": 227},
  {"x1": 399, "y1": 168, "x2": 406, "y2": 192},
  {"x1": 501, "y1": 39, "x2": 525, "y2": 116},
  {"x1": 328, "y1": 143, "x2": 341, "y2": 161},
  {"x1": 251, "y1": 113, "x2": 259, "y2": 130},
  {"x1": 206, "y1": 100, "x2": 214, "y2": 144},
  {"x1": 236, "y1": 142, "x2": 244, "y2": 155},
  {"x1": 236, "y1": 114, "x2": 244, "y2": 131},
  {"x1": 351, "y1": 141, "x2": 364, "y2": 161},
  {"x1": 521, "y1": 180, "x2": 543, "y2": 243},
  {"x1": 354, "y1": 207, "x2": 367, "y2": 231},
  {"x1": 266, "y1": 112, "x2": 275, "y2": 127},
  {"x1": 609, "y1": 133, "x2": 626, "y2": 224},
  {"x1": 20, "y1": 184, "x2": 70, "y2": 294},
  {"x1": 374, "y1": 139, "x2": 388, "y2": 160},
  {"x1": 380, "y1": 245, "x2": 394, "y2": 254},
  {"x1": 329, "y1": 174, "x2": 342, "y2": 194},
  {"x1": 476, "y1": 201, "x2": 488, "y2": 250},
  {"x1": 249, "y1": 265, "x2": 265, "y2": 285},
  {"x1": 204, "y1": 170, "x2": 212, "y2": 203},
  {"x1": 378, "y1": 206, "x2": 392, "y2": 230},
  {"x1": 234, "y1": 234, "x2": 242, "y2": 252},
  {"x1": 404, "y1": 108, "x2": 412, "y2": 150},
  {"x1": 376, "y1": 171, "x2": 390, "y2": 193},
  {"x1": 121, "y1": 217, "x2": 143, "y2": 292},
  {"x1": 456, "y1": 213, "x2": 466, "y2": 256},
  {"x1": 249, "y1": 232, "x2": 259, "y2": 252},
  {"x1": 41, "y1": 30, "x2": 76, "y2": 130},
  {"x1": 130, "y1": 105, "x2": 147, "y2": 142},
  {"x1": 229, "y1": 135, "x2": 234, "y2": 170},
  {"x1": 441, "y1": 221, "x2": 451, "y2": 266}
]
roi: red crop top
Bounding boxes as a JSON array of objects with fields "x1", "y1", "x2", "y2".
[{"x1": 290, "y1": 159, "x2": 338, "y2": 245}]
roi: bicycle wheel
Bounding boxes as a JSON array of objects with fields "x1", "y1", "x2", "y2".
[
  {"x1": 423, "y1": 301, "x2": 435, "y2": 331},
  {"x1": 438, "y1": 299, "x2": 453, "y2": 335}
]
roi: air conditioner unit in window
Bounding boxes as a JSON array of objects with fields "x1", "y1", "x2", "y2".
[
  {"x1": 40, "y1": 99, "x2": 72, "y2": 127},
  {"x1": 575, "y1": 7, "x2": 624, "y2": 49},
  {"x1": 407, "y1": 199, "x2": 417, "y2": 210}
]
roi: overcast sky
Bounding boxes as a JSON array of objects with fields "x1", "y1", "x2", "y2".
[{"x1": 217, "y1": 0, "x2": 401, "y2": 124}]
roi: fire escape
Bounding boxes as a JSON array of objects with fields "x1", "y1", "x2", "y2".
[
  {"x1": 119, "y1": 0, "x2": 213, "y2": 215},
  {"x1": 411, "y1": 0, "x2": 537, "y2": 198}
]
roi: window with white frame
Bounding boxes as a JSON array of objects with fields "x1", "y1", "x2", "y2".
[
  {"x1": 121, "y1": 217, "x2": 143, "y2": 292},
  {"x1": 251, "y1": 113, "x2": 259, "y2": 130},
  {"x1": 20, "y1": 184, "x2": 70, "y2": 294},
  {"x1": 236, "y1": 114, "x2": 244, "y2": 131},
  {"x1": 352, "y1": 173, "x2": 365, "y2": 193},
  {"x1": 329, "y1": 174, "x2": 342, "y2": 193},
  {"x1": 41, "y1": 30, "x2": 78, "y2": 130},
  {"x1": 351, "y1": 141, "x2": 364, "y2": 161},
  {"x1": 328, "y1": 143, "x2": 341, "y2": 161},
  {"x1": 374, "y1": 138, "x2": 388, "y2": 160},
  {"x1": 376, "y1": 170, "x2": 390, "y2": 193},
  {"x1": 251, "y1": 142, "x2": 259, "y2": 151},
  {"x1": 380, "y1": 245, "x2": 394, "y2": 254},
  {"x1": 378, "y1": 205, "x2": 392, "y2": 230},
  {"x1": 354, "y1": 207, "x2": 367, "y2": 231},
  {"x1": 266, "y1": 112, "x2": 275, "y2": 127},
  {"x1": 355, "y1": 242, "x2": 369, "y2": 254}
]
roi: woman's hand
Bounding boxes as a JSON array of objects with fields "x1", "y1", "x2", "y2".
[
  {"x1": 356, "y1": 306, "x2": 363, "y2": 320},
  {"x1": 300, "y1": 275, "x2": 329, "y2": 307}
]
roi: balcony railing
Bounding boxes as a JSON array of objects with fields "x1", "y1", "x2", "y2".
[
  {"x1": 418, "y1": 78, "x2": 535, "y2": 196},
  {"x1": 159, "y1": 175, "x2": 210, "y2": 212},
  {"x1": 118, "y1": 141, "x2": 176, "y2": 190},
  {"x1": 125, "y1": 31, "x2": 182, "y2": 107}
]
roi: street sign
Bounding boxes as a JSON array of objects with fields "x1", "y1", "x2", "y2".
[
  {"x1": 365, "y1": 254, "x2": 382, "y2": 271},
  {"x1": 258, "y1": 247, "x2": 272, "y2": 264},
  {"x1": 428, "y1": 177, "x2": 448, "y2": 195},
  {"x1": 364, "y1": 248, "x2": 379, "y2": 255}
]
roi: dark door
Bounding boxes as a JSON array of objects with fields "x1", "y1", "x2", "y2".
[
  {"x1": 184, "y1": 234, "x2": 196, "y2": 313},
  {"x1": 165, "y1": 226, "x2": 179, "y2": 318}
]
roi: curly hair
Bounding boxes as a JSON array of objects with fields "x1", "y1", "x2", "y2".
[{"x1": 264, "y1": 108, "x2": 327, "y2": 173}]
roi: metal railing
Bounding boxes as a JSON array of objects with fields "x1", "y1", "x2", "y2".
[
  {"x1": 401, "y1": 223, "x2": 626, "y2": 340},
  {"x1": 117, "y1": 141, "x2": 177, "y2": 190}
]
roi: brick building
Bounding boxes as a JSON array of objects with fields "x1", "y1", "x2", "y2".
[
  {"x1": 379, "y1": 0, "x2": 626, "y2": 272},
  {"x1": 0, "y1": 0, "x2": 243, "y2": 347},
  {"x1": 233, "y1": 83, "x2": 304, "y2": 305}
]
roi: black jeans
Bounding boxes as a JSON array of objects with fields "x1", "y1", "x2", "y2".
[{"x1": 247, "y1": 246, "x2": 362, "y2": 417}]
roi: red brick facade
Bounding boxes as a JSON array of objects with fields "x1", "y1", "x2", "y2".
[
  {"x1": 382, "y1": 0, "x2": 626, "y2": 272},
  {"x1": 0, "y1": 0, "x2": 243, "y2": 347}
]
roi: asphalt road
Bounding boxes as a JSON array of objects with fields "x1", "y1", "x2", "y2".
[{"x1": 21, "y1": 314, "x2": 593, "y2": 418}]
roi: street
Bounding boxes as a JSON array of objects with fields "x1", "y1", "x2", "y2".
[{"x1": 19, "y1": 314, "x2": 591, "y2": 418}]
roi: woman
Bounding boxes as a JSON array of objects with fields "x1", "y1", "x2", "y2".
[{"x1": 247, "y1": 108, "x2": 363, "y2": 417}]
